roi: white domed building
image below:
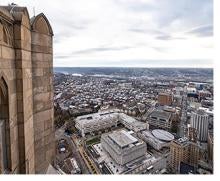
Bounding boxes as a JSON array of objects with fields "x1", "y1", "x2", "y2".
[{"x1": 138, "y1": 129, "x2": 174, "y2": 150}]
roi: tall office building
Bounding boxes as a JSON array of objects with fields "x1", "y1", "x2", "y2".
[
  {"x1": 170, "y1": 138, "x2": 189, "y2": 173},
  {"x1": 158, "y1": 92, "x2": 173, "y2": 106},
  {"x1": 190, "y1": 110, "x2": 209, "y2": 142},
  {"x1": 207, "y1": 130, "x2": 213, "y2": 163},
  {"x1": 170, "y1": 137, "x2": 200, "y2": 173},
  {"x1": 187, "y1": 127, "x2": 197, "y2": 143}
]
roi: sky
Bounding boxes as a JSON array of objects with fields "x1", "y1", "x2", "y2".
[{"x1": 1, "y1": 0, "x2": 213, "y2": 67}]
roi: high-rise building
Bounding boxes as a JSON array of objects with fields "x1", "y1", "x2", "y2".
[
  {"x1": 170, "y1": 137, "x2": 200, "y2": 173},
  {"x1": 187, "y1": 127, "x2": 197, "y2": 143},
  {"x1": 0, "y1": 5, "x2": 54, "y2": 174},
  {"x1": 188, "y1": 142, "x2": 200, "y2": 167},
  {"x1": 158, "y1": 92, "x2": 173, "y2": 106},
  {"x1": 207, "y1": 130, "x2": 213, "y2": 163},
  {"x1": 190, "y1": 110, "x2": 209, "y2": 142},
  {"x1": 170, "y1": 138, "x2": 189, "y2": 173}
]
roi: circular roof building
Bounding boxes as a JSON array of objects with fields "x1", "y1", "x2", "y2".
[{"x1": 152, "y1": 129, "x2": 174, "y2": 142}]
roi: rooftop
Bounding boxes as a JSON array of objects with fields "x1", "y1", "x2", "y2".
[
  {"x1": 108, "y1": 130, "x2": 138, "y2": 148},
  {"x1": 187, "y1": 87, "x2": 197, "y2": 93},
  {"x1": 173, "y1": 137, "x2": 189, "y2": 146},
  {"x1": 141, "y1": 130, "x2": 165, "y2": 145},
  {"x1": 195, "y1": 109, "x2": 208, "y2": 116},
  {"x1": 119, "y1": 113, "x2": 147, "y2": 128},
  {"x1": 151, "y1": 129, "x2": 174, "y2": 142},
  {"x1": 75, "y1": 110, "x2": 119, "y2": 124},
  {"x1": 159, "y1": 92, "x2": 172, "y2": 96},
  {"x1": 149, "y1": 110, "x2": 171, "y2": 121}
]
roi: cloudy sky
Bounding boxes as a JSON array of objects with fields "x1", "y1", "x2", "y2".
[{"x1": 1, "y1": 0, "x2": 213, "y2": 67}]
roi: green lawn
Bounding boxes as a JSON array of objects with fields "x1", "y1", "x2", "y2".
[{"x1": 86, "y1": 137, "x2": 100, "y2": 146}]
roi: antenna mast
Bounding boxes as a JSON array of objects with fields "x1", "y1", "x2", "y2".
[{"x1": 33, "y1": 7, "x2": 36, "y2": 16}]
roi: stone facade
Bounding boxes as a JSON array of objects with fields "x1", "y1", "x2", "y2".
[
  {"x1": 0, "y1": 5, "x2": 54, "y2": 174},
  {"x1": 170, "y1": 138, "x2": 200, "y2": 173}
]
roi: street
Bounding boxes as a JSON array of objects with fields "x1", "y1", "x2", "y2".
[
  {"x1": 66, "y1": 135, "x2": 90, "y2": 174},
  {"x1": 178, "y1": 93, "x2": 188, "y2": 138},
  {"x1": 55, "y1": 126, "x2": 90, "y2": 174}
]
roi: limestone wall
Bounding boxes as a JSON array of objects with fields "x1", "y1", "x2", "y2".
[
  {"x1": 0, "y1": 11, "x2": 20, "y2": 173},
  {"x1": 13, "y1": 9, "x2": 35, "y2": 174},
  {"x1": 31, "y1": 13, "x2": 55, "y2": 174},
  {"x1": 0, "y1": 6, "x2": 54, "y2": 174}
]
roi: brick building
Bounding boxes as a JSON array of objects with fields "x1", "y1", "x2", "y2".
[
  {"x1": 158, "y1": 92, "x2": 173, "y2": 106},
  {"x1": 170, "y1": 137, "x2": 200, "y2": 173}
]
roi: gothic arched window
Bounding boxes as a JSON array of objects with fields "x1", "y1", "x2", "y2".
[{"x1": 0, "y1": 77, "x2": 11, "y2": 173}]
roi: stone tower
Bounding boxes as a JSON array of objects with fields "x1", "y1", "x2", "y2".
[{"x1": 0, "y1": 5, "x2": 54, "y2": 174}]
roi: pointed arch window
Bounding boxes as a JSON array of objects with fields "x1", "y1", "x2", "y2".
[{"x1": 0, "y1": 77, "x2": 11, "y2": 173}]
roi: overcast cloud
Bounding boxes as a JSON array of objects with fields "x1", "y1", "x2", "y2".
[{"x1": 1, "y1": 0, "x2": 213, "y2": 67}]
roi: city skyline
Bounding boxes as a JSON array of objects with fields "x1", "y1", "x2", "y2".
[
  {"x1": 53, "y1": 67, "x2": 214, "y2": 174},
  {"x1": 0, "y1": 3, "x2": 215, "y2": 176},
  {"x1": 1, "y1": 0, "x2": 213, "y2": 67}
]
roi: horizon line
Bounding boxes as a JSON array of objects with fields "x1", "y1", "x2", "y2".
[{"x1": 53, "y1": 66, "x2": 213, "y2": 69}]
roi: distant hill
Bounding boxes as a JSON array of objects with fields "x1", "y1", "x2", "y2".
[{"x1": 54, "y1": 67, "x2": 213, "y2": 79}]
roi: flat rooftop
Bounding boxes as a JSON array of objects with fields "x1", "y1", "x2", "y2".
[
  {"x1": 76, "y1": 110, "x2": 147, "y2": 129},
  {"x1": 159, "y1": 92, "x2": 172, "y2": 96},
  {"x1": 75, "y1": 110, "x2": 119, "y2": 124},
  {"x1": 173, "y1": 137, "x2": 189, "y2": 146},
  {"x1": 120, "y1": 113, "x2": 137, "y2": 123},
  {"x1": 93, "y1": 143, "x2": 155, "y2": 174},
  {"x1": 195, "y1": 109, "x2": 208, "y2": 116},
  {"x1": 149, "y1": 110, "x2": 171, "y2": 120},
  {"x1": 120, "y1": 113, "x2": 146, "y2": 127},
  {"x1": 108, "y1": 130, "x2": 138, "y2": 148}
]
